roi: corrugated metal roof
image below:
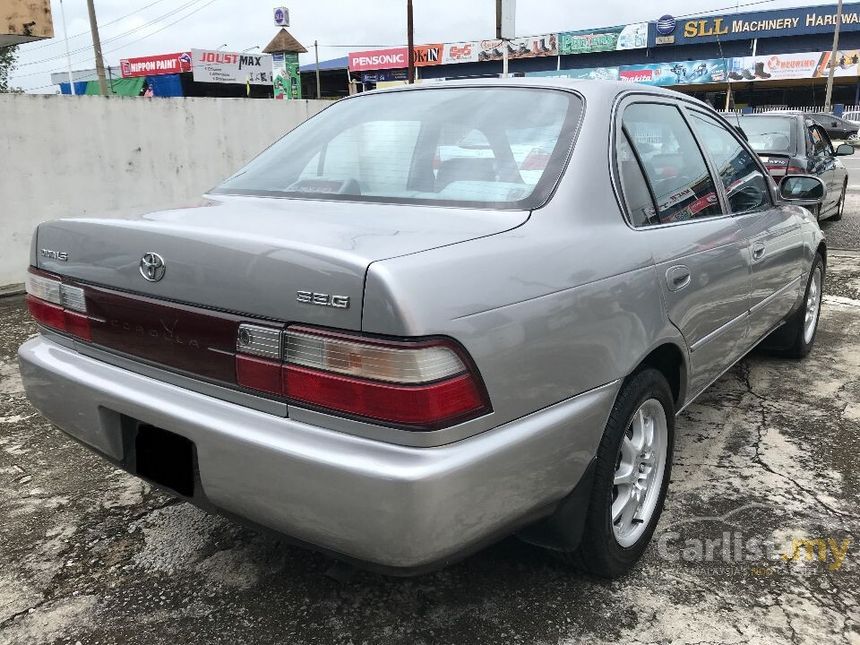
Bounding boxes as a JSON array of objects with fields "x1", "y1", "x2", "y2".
[{"x1": 299, "y1": 56, "x2": 349, "y2": 73}]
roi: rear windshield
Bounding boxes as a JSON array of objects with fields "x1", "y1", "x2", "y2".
[
  {"x1": 737, "y1": 116, "x2": 796, "y2": 154},
  {"x1": 213, "y1": 87, "x2": 583, "y2": 210}
]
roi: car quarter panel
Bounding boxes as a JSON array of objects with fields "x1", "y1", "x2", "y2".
[{"x1": 363, "y1": 96, "x2": 686, "y2": 426}]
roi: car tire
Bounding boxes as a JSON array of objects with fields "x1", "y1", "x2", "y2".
[
  {"x1": 831, "y1": 181, "x2": 847, "y2": 221},
  {"x1": 558, "y1": 368, "x2": 674, "y2": 578},
  {"x1": 765, "y1": 253, "x2": 825, "y2": 358}
]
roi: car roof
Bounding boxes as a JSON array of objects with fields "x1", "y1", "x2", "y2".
[{"x1": 365, "y1": 77, "x2": 709, "y2": 104}]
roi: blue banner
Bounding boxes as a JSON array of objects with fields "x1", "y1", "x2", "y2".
[
  {"x1": 619, "y1": 59, "x2": 727, "y2": 85},
  {"x1": 648, "y1": 3, "x2": 860, "y2": 47}
]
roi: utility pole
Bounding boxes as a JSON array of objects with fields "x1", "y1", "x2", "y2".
[
  {"x1": 407, "y1": 0, "x2": 415, "y2": 84},
  {"x1": 824, "y1": 0, "x2": 844, "y2": 113},
  {"x1": 314, "y1": 40, "x2": 321, "y2": 98},
  {"x1": 59, "y1": 0, "x2": 75, "y2": 95},
  {"x1": 86, "y1": 0, "x2": 109, "y2": 96}
]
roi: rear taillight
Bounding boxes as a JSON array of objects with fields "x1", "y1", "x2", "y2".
[
  {"x1": 26, "y1": 269, "x2": 92, "y2": 341},
  {"x1": 786, "y1": 164, "x2": 805, "y2": 175},
  {"x1": 235, "y1": 324, "x2": 490, "y2": 430}
]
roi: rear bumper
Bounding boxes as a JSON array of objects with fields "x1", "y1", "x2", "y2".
[{"x1": 18, "y1": 335, "x2": 617, "y2": 571}]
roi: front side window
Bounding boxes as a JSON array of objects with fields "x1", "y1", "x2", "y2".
[
  {"x1": 620, "y1": 102, "x2": 721, "y2": 225},
  {"x1": 215, "y1": 87, "x2": 583, "y2": 210},
  {"x1": 810, "y1": 126, "x2": 832, "y2": 156},
  {"x1": 689, "y1": 111, "x2": 770, "y2": 214}
]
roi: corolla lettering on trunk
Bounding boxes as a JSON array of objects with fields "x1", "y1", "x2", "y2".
[{"x1": 40, "y1": 249, "x2": 69, "y2": 261}]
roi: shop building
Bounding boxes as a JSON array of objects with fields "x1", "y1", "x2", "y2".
[{"x1": 345, "y1": 3, "x2": 860, "y2": 111}]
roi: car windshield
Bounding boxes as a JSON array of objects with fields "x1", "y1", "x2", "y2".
[
  {"x1": 737, "y1": 116, "x2": 796, "y2": 154},
  {"x1": 213, "y1": 87, "x2": 582, "y2": 210}
]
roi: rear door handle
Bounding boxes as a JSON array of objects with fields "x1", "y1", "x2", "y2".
[
  {"x1": 666, "y1": 265, "x2": 691, "y2": 292},
  {"x1": 752, "y1": 243, "x2": 766, "y2": 261}
]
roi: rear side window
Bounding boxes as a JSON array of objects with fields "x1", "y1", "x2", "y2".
[
  {"x1": 688, "y1": 111, "x2": 771, "y2": 214},
  {"x1": 619, "y1": 103, "x2": 721, "y2": 225},
  {"x1": 215, "y1": 87, "x2": 583, "y2": 210}
]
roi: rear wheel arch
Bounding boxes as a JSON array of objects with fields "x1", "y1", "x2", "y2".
[{"x1": 635, "y1": 342, "x2": 687, "y2": 409}]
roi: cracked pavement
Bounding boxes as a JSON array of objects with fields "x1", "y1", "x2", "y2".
[{"x1": 1, "y1": 251, "x2": 859, "y2": 644}]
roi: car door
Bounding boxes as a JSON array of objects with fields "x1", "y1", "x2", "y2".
[
  {"x1": 615, "y1": 99, "x2": 751, "y2": 398},
  {"x1": 686, "y1": 108, "x2": 806, "y2": 344},
  {"x1": 809, "y1": 125, "x2": 839, "y2": 213}
]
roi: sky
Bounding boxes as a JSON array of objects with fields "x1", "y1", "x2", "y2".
[{"x1": 7, "y1": 0, "x2": 845, "y2": 92}]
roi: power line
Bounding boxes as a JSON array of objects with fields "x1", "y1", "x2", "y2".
[
  {"x1": 20, "y1": 0, "x2": 172, "y2": 53},
  {"x1": 15, "y1": 0, "x2": 222, "y2": 88},
  {"x1": 16, "y1": 0, "x2": 207, "y2": 67}
]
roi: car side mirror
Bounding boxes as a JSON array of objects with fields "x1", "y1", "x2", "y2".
[
  {"x1": 779, "y1": 175, "x2": 826, "y2": 206},
  {"x1": 835, "y1": 143, "x2": 855, "y2": 156}
]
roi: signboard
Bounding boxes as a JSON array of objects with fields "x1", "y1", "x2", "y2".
[
  {"x1": 478, "y1": 34, "x2": 557, "y2": 62},
  {"x1": 273, "y1": 52, "x2": 301, "y2": 99},
  {"x1": 361, "y1": 69, "x2": 409, "y2": 83},
  {"x1": 120, "y1": 52, "x2": 191, "y2": 78},
  {"x1": 498, "y1": 0, "x2": 516, "y2": 39},
  {"x1": 649, "y1": 3, "x2": 860, "y2": 47},
  {"x1": 559, "y1": 23, "x2": 647, "y2": 55},
  {"x1": 619, "y1": 59, "x2": 727, "y2": 86},
  {"x1": 413, "y1": 43, "x2": 442, "y2": 66},
  {"x1": 273, "y1": 6, "x2": 289, "y2": 26},
  {"x1": 730, "y1": 50, "x2": 860, "y2": 81},
  {"x1": 349, "y1": 47, "x2": 408, "y2": 71},
  {"x1": 191, "y1": 49, "x2": 274, "y2": 85},
  {"x1": 528, "y1": 67, "x2": 620, "y2": 80},
  {"x1": 442, "y1": 41, "x2": 479, "y2": 64}
]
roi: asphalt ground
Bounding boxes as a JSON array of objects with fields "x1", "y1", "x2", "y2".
[{"x1": 1, "y1": 209, "x2": 859, "y2": 644}]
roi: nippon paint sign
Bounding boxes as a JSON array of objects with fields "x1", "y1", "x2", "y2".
[
  {"x1": 191, "y1": 49, "x2": 274, "y2": 85},
  {"x1": 120, "y1": 52, "x2": 192, "y2": 78}
]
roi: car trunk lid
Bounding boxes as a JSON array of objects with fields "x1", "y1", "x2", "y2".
[{"x1": 34, "y1": 194, "x2": 529, "y2": 332}]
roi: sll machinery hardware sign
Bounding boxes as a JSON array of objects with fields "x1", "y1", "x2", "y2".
[
  {"x1": 192, "y1": 49, "x2": 274, "y2": 85},
  {"x1": 649, "y1": 3, "x2": 860, "y2": 47}
]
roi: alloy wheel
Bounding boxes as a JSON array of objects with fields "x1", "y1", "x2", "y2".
[
  {"x1": 612, "y1": 399, "x2": 668, "y2": 548},
  {"x1": 804, "y1": 266, "x2": 823, "y2": 345}
]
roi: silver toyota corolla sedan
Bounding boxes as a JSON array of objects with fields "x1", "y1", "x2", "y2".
[{"x1": 18, "y1": 80, "x2": 827, "y2": 578}]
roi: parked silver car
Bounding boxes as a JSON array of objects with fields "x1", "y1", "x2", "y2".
[{"x1": 18, "y1": 80, "x2": 827, "y2": 578}]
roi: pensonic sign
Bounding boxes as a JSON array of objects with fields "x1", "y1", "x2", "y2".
[
  {"x1": 650, "y1": 3, "x2": 860, "y2": 46},
  {"x1": 348, "y1": 45, "x2": 443, "y2": 71}
]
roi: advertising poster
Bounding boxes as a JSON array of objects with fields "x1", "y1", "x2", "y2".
[
  {"x1": 559, "y1": 23, "x2": 647, "y2": 55},
  {"x1": 273, "y1": 52, "x2": 301, "y2": 100},
  {"x1": 192, "y1": 49, "x2": 274, "y2": 85},
  {"x1": 442, "y1": 42, "x2": 479, "y2": 64},
  {"x1": 729, "y1": 51, "x2": 860, "y2": 81},
  {"x1": 619, "y1": 59, "x2": 727, "y2": 85},
  {"x1": 478, "y1": 34, "x2": 557, "y2": 62},
  {"x1": 413, "y1": 44, "x2": 443, "y2": 66}
]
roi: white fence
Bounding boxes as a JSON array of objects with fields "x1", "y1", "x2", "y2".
[
  {"x1": 723, "y1": 104, "x2": 860, "y2": 114},
  {"x1": 0, "y1": 94, "x2": 329, "y2": 289}
]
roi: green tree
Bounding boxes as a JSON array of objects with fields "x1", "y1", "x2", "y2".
[{"x1": 0, "y1": 45, "x2": 21, "y2": 93}]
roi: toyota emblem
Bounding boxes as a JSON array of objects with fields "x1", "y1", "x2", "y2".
[{"x1": 139, "y1": 252, "x2": 166, "y2": 282}]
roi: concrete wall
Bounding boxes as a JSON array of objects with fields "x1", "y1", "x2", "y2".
[{"x1": 0, "y1": 94, "x2": 329, "y2": 288}]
